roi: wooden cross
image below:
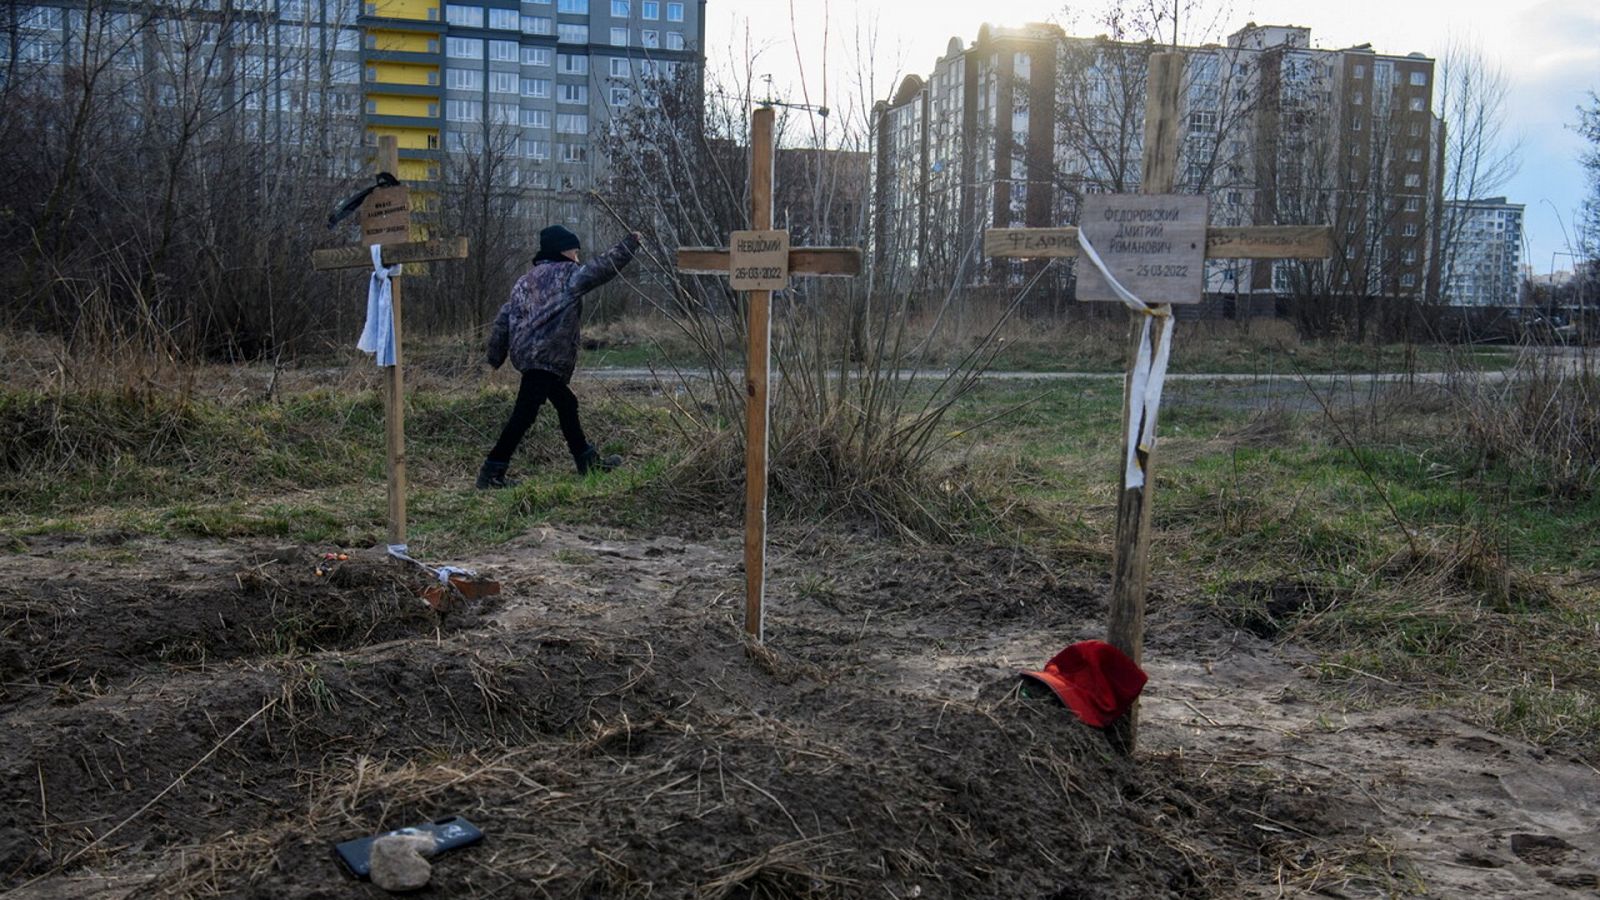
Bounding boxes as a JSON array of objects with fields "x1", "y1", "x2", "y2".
[
  {"x1": 984, "y1": 52, "x2": 1333, "y2": 752},
  {"x1": 674, "y1": 106, "x2": 864, "y2": 642},
  {"x1": 311, "y1": 135, "x2": 470, "y2": 551}
]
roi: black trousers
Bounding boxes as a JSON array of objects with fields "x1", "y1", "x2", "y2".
[{"x1": 487, "y1": 369, "x2": 589, "y2": 463}]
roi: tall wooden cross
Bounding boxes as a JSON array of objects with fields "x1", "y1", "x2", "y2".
[
  {"x1": 674, "y1": 106, "x2": 864, "y2": 642},
  {"x1": 312, "y1": 135, "x2": 470, "y2": 551},
  {"x1": 984, "y1": 52, "x2": 1333, "y2": 752}
]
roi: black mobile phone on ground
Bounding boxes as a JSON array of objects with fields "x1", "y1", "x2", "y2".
[{"x1": 334, "y1": 816, "x2": 484, "y2": 878}]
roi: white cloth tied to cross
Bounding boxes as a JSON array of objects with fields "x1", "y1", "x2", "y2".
[
  {"x1": 1075, "y1": 228, "x2": 1175, "y2": 491},
  {"x1": 358, "y1": 244, "x2": 402, "y2": 367}
]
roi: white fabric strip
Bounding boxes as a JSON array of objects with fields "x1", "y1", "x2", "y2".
[
  {"x1": 1076, "y1": 227, "x2": 1177, "y2": 491},
  {"x1": 358, "y1": 244, "x2": 402, "y2": 367}
]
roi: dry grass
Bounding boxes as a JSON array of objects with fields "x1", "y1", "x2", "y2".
[{"x1": 1449, "y1": 347, "x2": 1600, "y2": 500}]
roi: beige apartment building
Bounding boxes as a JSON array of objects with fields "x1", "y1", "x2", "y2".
[{"x1": 874, "y1": 22, "x2": 1446, "y2": 315}]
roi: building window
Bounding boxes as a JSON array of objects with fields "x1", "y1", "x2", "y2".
[
  {"x1": 558, "y1": 83, "x2": 588, "y2": 104},
  {"x1": 559, "y1": 143, "x2": 587, "y2": 162},
  {"x1": 1401, "y1": 250, "x2": 1416, "y2": 265},
  {"x1": 1351, "y1": 92, "x2": 1363, "y2": 106},
  {"x1": 1403, "y1": 223, "x2": 1417, "y2": 236},
  {"x1": 1345, "y1": 219, "x2": 1358, "y2": 234},
  {"x1": 446, "y1": 98, "x2": 482, "y2": 121},
  {"x1": 1406, "y1": 148, "x2": 1422, "y2": 162},
  {"x1": 445, "y1": 4, "x2": 483, "y2": 26},
  {"x1": 1188, "y1": 110, "x2": 1216, "y2": 133},
  {"x1": 525, "y1": 138, "x2": 550, "y2": 159},
  {"x1": 446, "y1": 37, "x2": 483, "y2": 59},
  {"x1": 1408, "y1": 121, "x2": 1423, "y2": 136},
  {"x1": 522, "y1": 15, "x2": 551, "y2": 34},
  {"x1": 611, "y1": 0, "x2": 629, "y2": 14},
  {"x1": 557, "y1": 0, "x2": 587, "y2": 11},
  {"x1": 521, "y1": 108, "x2": 549, "y2": 127},
  {"x1": 642, "y1": 0, "x2": 658, "y2": 17},
  {"x1": 611, "y1": 27, "x2": 627, "y2": 46},
  {"x1": 488, "y1": 39, "x2": 515, "y2": 60},
  {"x1": 610, "y1": 86, "x2": 628, "y2": 105},
  {"x1": 490, "y1": 71, "x2": 517, "y2": 93},
  {"x1": 522, "y1": 77, "x2": 550, "y2": 97},
  {"x1": 1350, "y1": 115, "x2": 1362, "y2": 131},
  {"x1": 1404, "y1": 173, "x2": 1421, "y2": 187},
  {"x1": 1409, "y1": 96, "x2": 1425, "y2": 112},
  {"x1": 666, "y1": 1, "x2": 682, "y2": 21},
  {"x1": 522, "y1": 46, "x2": 551, "y2": 65},
  {"x1": 488, "y1": 8, "x2": 518, "y2": 29},
  {"x1": 557, "y1": 53, "x2": 588, "y2": 74},
  {"x1": 610, "y1": 57, "x2": 630, "y2": 77},
  {"x1": 447, "y1": 67, "x2": 484, "y2": 90},
  {"x1": 1352, "y1": 63, "x2": 1365, "y2": 79},
  {"x1": 1405, "y1": 197, "x2": 1421, "y2": 212},
  {"x1": 641, "y1": 29, "x2": 658, "y2": 48},
  {"x1": 1226, "y1": 191, "x2": 1242, "y2": 205},
  {"x1": 1409, "y1": 71, "x2": 1427, "y2": 86},
  {"x1": 558, "y1": 23, "x2": 588, "y2": 43},
  {"x1": 1400, "y1": 273, "x2": 1416, "y2": 287},
  {"x1": 556, "y1": 113, "x2": 588, "y2": 133},
  {"x1": 665, "y1": 31, "x2": 683, "y2": 50}
]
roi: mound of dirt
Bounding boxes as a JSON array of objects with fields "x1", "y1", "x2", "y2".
[
  {"x1": 0, "y1": 546, "x2": 473, "y2": 715},
  {"x1": 0, "y1": 533, "x2": 1264, "y2": 899}
]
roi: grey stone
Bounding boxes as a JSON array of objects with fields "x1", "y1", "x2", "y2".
[{"x1": 369, "y1": 833, "x2": 435, "y2": 892}]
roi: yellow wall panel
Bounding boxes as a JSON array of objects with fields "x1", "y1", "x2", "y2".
[
  {"x1": 369, "y1": 94, "x2": 438, "y2": 118},
  {"x1": 367, "y1": 61, "x2": 438, "y2": 86},
  {"x1": 370, "y1": 0, "x2": 438, "y2": 22},
  {"x1": 398, "y1": 159, "x2": 437, "y2": 182},
  {"x1": 367, "y1": 29, "x2": 437, "y2": 53},
  {"x1": 368, "y1": 126, "x2": 439, "y2": 151}
]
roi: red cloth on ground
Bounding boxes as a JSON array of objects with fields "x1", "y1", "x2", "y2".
[{"x1": 1020, "y1": 640, "x2": 1148, "y2": 728}]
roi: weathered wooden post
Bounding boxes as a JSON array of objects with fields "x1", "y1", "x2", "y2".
[
  {"x1": 674, "y1": 106, "x2": 863, "y2": 641},
  {"x1": 312, "y1": 135, "x2": 469, "y2": 552},
  {"x1": 985, "y1": 52, "x2": 1333, "y2": 750}
]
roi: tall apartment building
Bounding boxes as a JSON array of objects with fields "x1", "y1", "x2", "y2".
[
  {"x1": 416, "y1": 0, "x2": 703, "y2": 221},
  {"x1": 2, "y1": 0, "x2": 703, "y2": 222},
  {"x1": 1441, "y1": 197, "x2": 1524, "y2": 306},
  {"x1": 874, "y1": 22, "x2": 1446, "y2": 311}
]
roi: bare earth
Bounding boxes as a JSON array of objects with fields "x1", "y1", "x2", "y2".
[{"x1": 1, "y1": 522, "x2": 1596, "y2": 897}]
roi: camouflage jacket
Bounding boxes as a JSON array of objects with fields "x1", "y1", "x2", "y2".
[{"x1": 486, "y1": 234, "x2": 639, "y2": 380}]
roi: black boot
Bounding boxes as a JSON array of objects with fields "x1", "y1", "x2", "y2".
[
  {"x1": 476, "y1": 459, "x2": 519, "y2": 489},
  {"x1": 575, "y1": 444, "x2": 621, "y2": 476}
]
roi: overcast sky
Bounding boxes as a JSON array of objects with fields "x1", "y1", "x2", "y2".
[{"x1": 705, "y1": 0, "x2": 1599, "y2": 274}]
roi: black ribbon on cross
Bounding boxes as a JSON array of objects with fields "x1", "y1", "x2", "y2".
[{"x1": 327, "y1": 172, "x2": 402, "y2": 230}]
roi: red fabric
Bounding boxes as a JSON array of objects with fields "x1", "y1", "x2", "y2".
[{"x1": 1020, "y1": 641, "x2": 1148, "y2": 728}]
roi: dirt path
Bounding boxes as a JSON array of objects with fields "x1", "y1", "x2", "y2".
[{"x1": 3, "y1": 524, "x2": 1597, "y2": 897}]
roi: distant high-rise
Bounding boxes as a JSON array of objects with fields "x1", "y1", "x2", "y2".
[
  {"x1": 1442, "y1": 197, "x2": 1525, "y2": 307},
  {"x1": 874, "y1": 22, "x2": 1446, "y2": 311},
  {"x1": 4, "y1": 0, "x2": 704, "y2": 224}
]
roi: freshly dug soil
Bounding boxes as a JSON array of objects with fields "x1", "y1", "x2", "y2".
[
  {"x1": 0, "y1": 531, "x2": 1264, "y2": 898},
  {"x1": 8, "y1": 525, "x2": 1588, "y2": 898}
]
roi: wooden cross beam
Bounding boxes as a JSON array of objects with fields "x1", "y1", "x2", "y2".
[
  {"x1": 311, "y1": 135, "x2": 470, "y2": 550},
  {"x1": 673, "y1": 106, "x2": 863, "y2": 643},
  {"x1": 983, "y1": 52, "x2": 1332, "y2": 752}
]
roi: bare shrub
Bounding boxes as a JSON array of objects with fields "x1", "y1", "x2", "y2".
[{"x1": 1449, "y1": 347, "x2": 1600, "y2": 500}]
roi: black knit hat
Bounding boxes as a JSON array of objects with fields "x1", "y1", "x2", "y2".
[{"x1": 539, "y1": 225, "x2": 581, "y2": 255}]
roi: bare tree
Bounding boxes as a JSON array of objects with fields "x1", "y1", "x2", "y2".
[{"x1": 1433, "y1": 38, "x2": 1521, "y2": 307}]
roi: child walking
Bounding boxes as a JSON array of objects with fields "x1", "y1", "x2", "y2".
[{"x1": 477, "y1": 225, "x2": 641, "y2": 489}]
